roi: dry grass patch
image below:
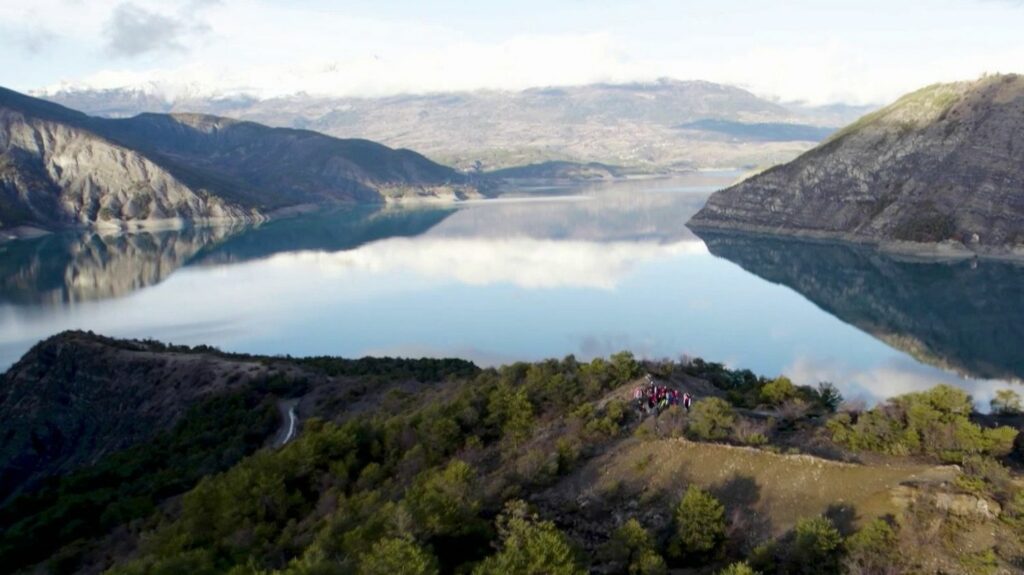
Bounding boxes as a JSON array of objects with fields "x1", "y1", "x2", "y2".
[{"x1": 546, "y1": 437, "x2": 958, "y2": 538}]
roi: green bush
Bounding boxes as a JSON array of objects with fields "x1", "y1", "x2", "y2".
[
  {"x1": 716, "y1": 562, "x2": 759, "y2": 575},
  {"x1": 602, "y1": 519, "x2": 667, "y2": 575},
  {"x1": 673, "y1": 486, "x2": 726, "y2": 559},
  {"x1": 404, "y1": 460, "x2": 481, "y2": 538},
  {"x1": 790, "y1": 517, "x2": 843, "y2": 574},
  {"x1": 843, "y1": 519, "x2": 902, "y2": 575},
  {"x1": 487, "y1": 384, "x2": 535, "y2": 447},
  {"x1": 990, "y1": 389, "x2": 1022, "y2": 415},
  {"x1": 827, "y1": 385, "x2": 1017, "y2": 462},
  {"x1": 760, "y1": 376, "x2": 799, "y2": 406},
  {"x1": 472, "y1": 501, "x2": 584, "y2": 575},
  {"x1": 359, "y1": 537, "x2": 439, "y2": 575},
  {"x1": 814, "y1": 382, "x2": 844, "y2": 412},
  {"x1": 687, "y1": 398, "x2": 736, "y2": 441},
  {"x1": 958, "y1": 548, "x2": 1000, "y2": 575}
]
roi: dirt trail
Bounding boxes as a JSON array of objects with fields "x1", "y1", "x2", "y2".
[{"x1": 272, "y1": 399, "x2": 300, "y2": 448}]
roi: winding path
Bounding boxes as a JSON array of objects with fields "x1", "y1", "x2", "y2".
[{"x1": 273, "y1": 399, "x2": 300, "y2": 448}]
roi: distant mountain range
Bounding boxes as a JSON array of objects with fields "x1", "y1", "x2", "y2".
[
  {"x1": 691, "y1": 74, "x2": 1024, "y2": 259},
  {"x1": 37, "y1": 79, "x2": 875, "y2": 172},
  {"x1": 0, "y1": 87, "x2": 479, "y2": 233}
]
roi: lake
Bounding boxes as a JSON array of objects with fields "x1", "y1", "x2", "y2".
[{"x1": 1, "y1": 172, "x2": 1021, "y2": 407}]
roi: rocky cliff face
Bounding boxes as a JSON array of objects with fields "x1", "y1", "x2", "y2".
[
  {"x1": 0, "y1": 87, "x2": 478, "y2": 232},
  {"x1": 0, "y1": 107, "x2": 262, "y2": 231},
  {"x1": 690, "y1": 75, "x2": 1024, "y2": 259}
]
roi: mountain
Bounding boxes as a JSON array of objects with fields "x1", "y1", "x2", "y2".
[
  {"x1": 0, "y1": 87, "x2": 477, "y2": 233},
  {"x1": 0, "y1": 179, "x2": 715, "y2": 306},
  {"x1": 486, "y1": 160, "x2": 624, "y2": 181},
  {"x1": 675, "y1": 119, "x2": 836, "y2": 142},
  {"x1": 0, "y1": 332, "x2": 1017, "y2": 575},
  {"x1": 690, "y1": 75, "x2": 1024, "y2": 259},
  {"x1": 38, "y1": 79, "x2": 860, "y2": 172},
  {"x1": 694, "y1": 228, "x2": 1024, "y2": 382}
]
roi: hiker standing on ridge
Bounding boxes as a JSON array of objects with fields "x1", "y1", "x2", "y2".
[
  {"x1": 633, "y1": 386, "x2": 644, "y2": 411},
  {"x1": 683, "y1": 392, "x2": 692, "y2": 412}
]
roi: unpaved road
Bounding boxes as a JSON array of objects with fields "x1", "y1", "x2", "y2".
[{"x1": 272, "y1": 399, "x2": 300, "y2": 447}]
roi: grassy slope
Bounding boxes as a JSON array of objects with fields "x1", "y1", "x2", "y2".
[{"x1": 548, "y1": 436, "x2": 957, "y2": 537}]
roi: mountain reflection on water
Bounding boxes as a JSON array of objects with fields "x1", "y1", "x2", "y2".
[
  {"x1": 0, "y1": 174, "x2": 1020, "y2": 405},
  {"x1": 0, "y1": 207, "x2": 455, "y2": 305},
  {"x1": 693, "y1": 229, "x2": 1024, "y2": 383}
]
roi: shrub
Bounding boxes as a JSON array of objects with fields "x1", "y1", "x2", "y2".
[
  {"x1": 486, "y1": 384, "x2": 535, "y2": 446},
  {"x1": 955, "y1": 456, "x2": 1014, "y2": 499},
  {"x1": 673, "y1": 486, "x2": 726, "y2": 559},
  {"x1": 610, "y1": 351, "x2": 642, "y2": 386},
  {"x1": 602, "y1": 519, "x2": 667, "y2": 575},
  {"x1": 687, "y1": 398, "x2": 736, "y2": 441},
  {"x1": 359, "y1": 538, "x2": 439, "y2": 575},
  {"x1": 827, "y1": 385, "x2": 1017, "y2": 462},
  {"x1": 404, "y1": 460, "x2": 481, "y2": 538},
  {"x1": 843, "y1": 519, "x2": 903, "y2": 575},
  {"x1": 733, "y1": 417, "x2": 770, "y2": 446},
  {"x1": 760, "y1": 377, "x2": 799, "y2": 406},
  {"x1": 790, "y1": 517, "x2": 843, "y2": 574},
  {"x1": 815, "y1": 382, "x2": 844, "y2": 413},
  {"x1": 472, "y1": 501, "x2": 584, "y2": 575},
  {"x1": 957, "y1": 548, "x2": 999, "y2": 575},
  {"x1": 991, "y1": 389, "x2": 1022, "y2": 415},
  {"x1": 717, "y1": 562, "x2": 759, "y2": 575}
]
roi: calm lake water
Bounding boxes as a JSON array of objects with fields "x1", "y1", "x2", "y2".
[{"x1": 1, "y1": 172, "x2": 1021, "y2": 406}]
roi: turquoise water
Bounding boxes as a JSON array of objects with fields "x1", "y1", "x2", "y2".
[{"x1": 1, "y1": 173, "x2": 1021, "y2": 406}]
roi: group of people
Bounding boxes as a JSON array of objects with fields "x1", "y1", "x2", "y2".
[{"x1": 632, "y1": 375, "x2": 692, "y2": 414}]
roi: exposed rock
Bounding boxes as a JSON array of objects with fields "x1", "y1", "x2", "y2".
[
  {"x1": 0, "y1": 86, "x2": 479, "y2": 232},
  {"x1": 0, "y1": 106, "x2": 263, "y2": 230},
  {"x1": 690, "y1": 74, "x2": 1024, "y2": 259},
  {"x1": 891, "y1": 484, "x2": 1002, "y2": 520}
]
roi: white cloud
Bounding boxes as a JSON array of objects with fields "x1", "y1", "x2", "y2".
[
  {"x1": 269, "y1": 236, "x2": 708, "y2": 290},
  {"x1": 7, "y1": 0, "x2": 1024, "y2": 105},
  {"x1": 783, "y1": 355, "x2": 1017, "y2": 410}
]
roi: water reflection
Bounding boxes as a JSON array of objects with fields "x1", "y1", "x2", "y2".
[
  {"x1": 693, "y1": 228, "x2": 1024, "y2": 383},
  {"x1": 0, "y1": 174, "x2": 1020, "y2": 406},
  {"x1": 0, "y1": 207, "x2": 455, "y2": 305},
  {"x1": 0, "y1": 226, "x2": 246, "y2": 305}
]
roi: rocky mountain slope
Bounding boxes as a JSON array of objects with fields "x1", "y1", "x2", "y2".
[
  {"x1": 690, "y1": 74, "x2": 1024, "y2": 259},
  {"x1": 40, "y1": 79, "x2": 865, "y2": 171},
  {"x1": 0, "y1": 87, "x2": 477, "y2": 232}
]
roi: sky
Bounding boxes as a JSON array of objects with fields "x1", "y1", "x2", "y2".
[{"x1": 1, "y1": 0, "x2": 1022, "y2": 105}]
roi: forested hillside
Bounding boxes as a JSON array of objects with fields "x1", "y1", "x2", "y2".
[{"x1": 1, "y1": 332, "x2": 1022, "y2": 574}]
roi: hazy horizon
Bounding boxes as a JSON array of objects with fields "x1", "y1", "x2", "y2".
[{"x1": 3, "y1": 0, "x2": 1023, "y2": 106}]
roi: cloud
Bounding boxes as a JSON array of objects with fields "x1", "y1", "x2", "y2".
[
  {"x1": 10, "y1": 26, "x2": 57, "y2": 55},
  {"x1": 12, "y1": 0, "x2": 1024, "y2": 104},
  {"x1": 270, "y1": 236, "x2": 707, "y2": 290},
  {"x1": 783, "y1": 355, "x2": 1016, "y2": 411},
  {"x1": 103, "y1": 2, "x2": 206, "y2": 57}
]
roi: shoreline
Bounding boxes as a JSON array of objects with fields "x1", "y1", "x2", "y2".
[{"x1": 687, "y1": 220, "x2": 1024, "y2": 264}]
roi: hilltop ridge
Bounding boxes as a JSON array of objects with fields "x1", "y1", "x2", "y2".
[
  {"x1": 690, "y1": 74, "x2": 1024, "y2": 259},
  {"x1": 0, "y1": 87, "x2": 478, "y2": 233}
]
